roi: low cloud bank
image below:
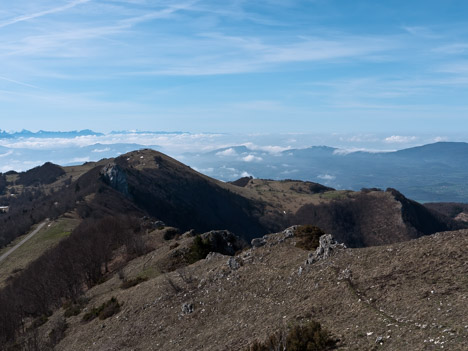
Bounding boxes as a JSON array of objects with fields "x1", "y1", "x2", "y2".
[{"x1": 0, "y1": 130, "x2": 459, "y2": 173}]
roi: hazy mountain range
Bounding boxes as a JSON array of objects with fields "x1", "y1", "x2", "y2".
[
  {"x1": 187, "y1": 142, "x2": 468, "y2": 203},
  {"x1": 1, "y1": 130, "x2": 467, "y2": 202}
]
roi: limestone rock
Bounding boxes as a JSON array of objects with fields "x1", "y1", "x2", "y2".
[
  {"x1": 305, "y1": 234, "x2": 346, "y2": 265},
  {"x1": 101, "y1": 163, "x2": 129, "y2": 197},
  {"x1": 251, "y1": 226, "x2": 297, "y2": 248}
]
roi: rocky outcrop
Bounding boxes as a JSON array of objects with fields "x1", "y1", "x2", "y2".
[
  {"x1": 101, "y1": 163, "x2": 130, "y2": 197},
  {"x1": 305, "y1": 234, "x2": 346, "y2": 265},
  {"x1": 455, "y1": 212, "x2": 468, "y2": 222},
  {"x1": 251, "y1": 226, "x2": 297, "y2": 248},
  {"x1": 251, "y1": 237, "x2": 266, "y2": 248}
]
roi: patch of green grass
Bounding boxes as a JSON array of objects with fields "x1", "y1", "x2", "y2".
[
  {"x1": 0, "y1": 217, "x2": 80, "y2": 287},
  {"x1": 40, "y1": 222, "x2": 72, "y2": 242},
  {"x1": 139, "y1": 266, "x2": 160, "y2": 279},
  {"x1": 320, "y1": 190, "x2": 351, "y2": 200}
]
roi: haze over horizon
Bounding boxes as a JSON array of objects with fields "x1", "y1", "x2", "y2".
[{"x1": 1, "y1": 0, "x2": 468, "y2": 136}]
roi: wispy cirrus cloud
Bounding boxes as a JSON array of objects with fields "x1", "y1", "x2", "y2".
[
  {"x1": 0, "y1": 75, "x2": 37, "y2": 88},
  {"x1": 1, "y1": 1, "x2": 468, "y2": 135},
  {"x1": 437, "y1": 61, "x2": 468, "y2": 75},
  {"x1": 0, "y1": 0, "x2": 91, "y2": 29},
  {"x1": 128, "y1": 33, "x2": 397, "y2": 76},
  {"x1": 401, "y1": 26, "x2": 441, "y2": 39},
  {"x1": 433, "y1": 43, "x2": 468, "y2": 55}
]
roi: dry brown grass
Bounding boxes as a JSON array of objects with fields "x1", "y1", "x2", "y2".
[{"x1": 44, "y1": 229, "x2": 468, "y2": 351}]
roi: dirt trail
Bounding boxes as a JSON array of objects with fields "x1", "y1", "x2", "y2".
[{"x1": 0, "y1": 221, "x2": 48, "y2": 265}]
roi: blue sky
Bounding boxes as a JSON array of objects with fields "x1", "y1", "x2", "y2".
[{"x1": 1, "y1": 0, "x2": 468, "y2": 136}]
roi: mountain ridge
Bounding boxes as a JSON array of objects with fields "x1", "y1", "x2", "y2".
[
  {"x1": 1, "y1": 148, "x2": 465, "y2": 250},
  {"x1": 1, "y1": 148, "x2": 467, "y2": 350}
]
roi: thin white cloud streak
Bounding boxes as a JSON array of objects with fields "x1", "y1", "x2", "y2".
[
  {"x1": 0, "y1": 75, "x2": 37, "y2": 88},
  {"x1": 0, "y1": 150, "x2": 14, "y2": 158},
  {"x1": 0, "y1": 1, "x2": 439, "y2": 84},
  {"x1": 119, "y1": 1, "x2": 198, "y2": 27},
  {"x1": 401, "y1": 26, "x2": 441, "y2": 39},
  {"x1": 129, "y1": 34, "x2": 397, "y2": 76},
  {"x1": 437, "y1": 61, "x2": 468, "y2": 75},
  {"x1": 0, "y1": 0, "x2": 91, "y2": 29},
  {"x1": 304, "y1": 75, "x2": 468, "y2": 112},
  {"x1": 433, "y1": 43, "x2": 468, "y2": 55},
  {"x1": 0, "y1": 0, "x2": 467, "y2": 133},
  {"x1": 0, "y1": 1, "x2": 195, "y2": 59}
]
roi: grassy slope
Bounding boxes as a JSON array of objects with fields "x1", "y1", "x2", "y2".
[{"x1": 0, "y1": 214, "x2": 80, "y2": 287}]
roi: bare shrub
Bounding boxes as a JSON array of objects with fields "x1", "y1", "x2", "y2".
[
  {"x1": 187, "y1": 235, "x2": 212, "y2": 263},
  {"x1": 82, "y1": 297, "x2": 120, "y2": 322},
  {"x1": 295, "y1": 225, "x2": 325, "y2": 251},
  {"x1": 126, "y1": 234, "x2": 148, "y2": 258},
  {"x1": 163, "y1": 227, "x2": 179, "y2": 240},
  {"x1": 246, "y1": 320, "x2": 336, "y2": 351}
]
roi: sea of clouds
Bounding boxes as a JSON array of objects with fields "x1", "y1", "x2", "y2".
[{"x1": 0, "y1": 131, "x2": 455, "y2": 174}]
